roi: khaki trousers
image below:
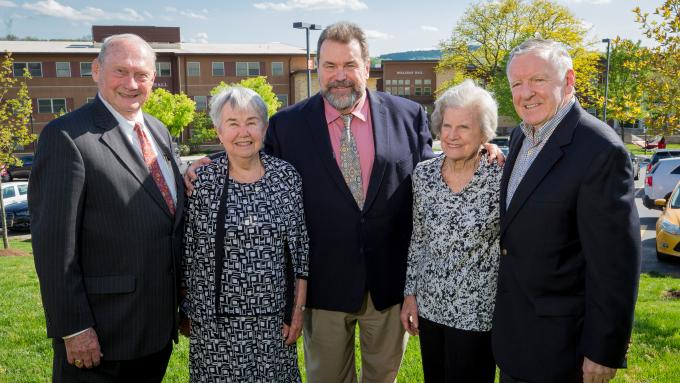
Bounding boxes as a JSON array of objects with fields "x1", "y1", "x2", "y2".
[{"x1": 303, "y1": 294, "x2": 408, "y2": 383}]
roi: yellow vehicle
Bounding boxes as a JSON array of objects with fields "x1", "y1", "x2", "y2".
[{"x1": 655, "y1": 182, "x2": 680, "y2": 261}]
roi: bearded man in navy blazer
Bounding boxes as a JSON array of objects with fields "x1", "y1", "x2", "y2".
[
  {"x1": 493, "y1": 39, "x2": 641, "y2": 383},
  {"x1": 30, "y1": 34, "x2": 184, "y2": 382},
  {"x1": 264, "y1": 22, "x2": 434, "y2": 382}
]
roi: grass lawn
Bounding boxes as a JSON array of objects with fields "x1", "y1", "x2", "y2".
[
  {"x1": 1, "y1": 240, "x2": 679, "y2": 382},
  {"x1": 626, "y1": 143, "x2": 680, "y2": 157}
]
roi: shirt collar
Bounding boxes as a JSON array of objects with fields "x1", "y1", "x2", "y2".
[
  {"x1": 98, "y1": 93, "x2": 145, "y2": 131},
  {"x1": 520, "y1": 96, "x2": 576, "y2": 145},
  {"x1": 323, "y1": 90, "x2": 369, "y2": 125}
]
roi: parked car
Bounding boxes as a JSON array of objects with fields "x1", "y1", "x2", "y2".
[
  {"x1": 655, "y1": 181, "x2": 680, "y2": 261},
  {"x1": 644, "y1": 157, "x2": 680, "y2": 209},
  {"x1": 1, "y1": 153, "x2": 34, "y2": 181},
  {"x1": 629, "y1": 151, "x2": 640, "y2": 180},
  {"x1": 490, "y1": 136, "x2": 510, "y2": 156},
  {"x1": 0, "y1": 200, "x2": 30, "y2": 231},
  {"x1": 646, "y1": 149, "x2": 680, "y2": 173},
  {"x1": 2, "y1": 181, "x2": 28, "y2": 206}
]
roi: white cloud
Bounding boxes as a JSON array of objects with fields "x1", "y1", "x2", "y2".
[
  {"x1": 420, "y1": 25, "x2": 438, "y2": 32},
  {"x1": 165, "y1": 7, "x2": 208, "y2": 19},
  {"x1": 179, "y1": 9, "x2": 209, "y2": 20},
  {"x1": 563, "y1": 0, "x2": 611, "y2": 4},
  {"x1": 365, "y1": 29, "x2": 394, "y2": 40},
  {"x1": 253, "y1": 0, "x2": 368, "y2": 12},
  {"x1": 187, "y1": 32, "x2": 208, "y2": 44},
  {"x1": 23, "y1": 0, "x2": 88, "y2": 21},
  {"x1": 0, "y1": 1, "x2": 17, "y2": 7},
  {"x1": 22, "y1": 0, "x2": 144, "y2": 22}
]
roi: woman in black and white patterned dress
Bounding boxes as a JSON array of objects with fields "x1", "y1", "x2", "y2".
[
  {"x1": 400, "y1": 80, "x2": 501, "y2": 383},
  {"x1": 182, "y1": 86, "x2": 308, "y2": 382}
]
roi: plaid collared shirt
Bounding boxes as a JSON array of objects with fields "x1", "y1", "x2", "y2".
[{"x1": 505, "y1": 97, "x2": 576, "y2": 209}]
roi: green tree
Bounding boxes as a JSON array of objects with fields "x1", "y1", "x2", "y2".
[
  {"x1": 437, "y1": 0, "x2": 598, "y2": 121},
  {"x1": 211, "y1": 76, "x2": 282, "y2": 118},
  {"x1": 142, "y1": 88, "x2": 196, "y2": 138},
  {"x1": 601, "y1": 38, "x2": 652, "y2": 127},
  {"x1": 188, "y1": 111, "x2": 217, "y2": 148},
  {"x1": 0, "y1": 51, "x2": 36, "y2": 249},
  {"x1": 634, "y1": 1, "x2": 680, "y2": 134}
]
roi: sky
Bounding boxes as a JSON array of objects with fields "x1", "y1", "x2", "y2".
[{"x1": 0, "y1": 0, "x2": 655, "y2": 56}]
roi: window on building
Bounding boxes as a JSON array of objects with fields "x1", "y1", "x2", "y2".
[
  {"x1": 194, "y1": 96, "x2": 208, "y2": 111},
  {"x1": 271, "y1": 62, "x2": 284, "y2": 76},
  {"x1": 85, "y1": 97, "x2": 95, "y2": 105},
  {"x1": 13, "y1": 62, "x2": 42, "y2": 77},
  {"x1": 56, "y1": 62, "x2": 71, "y2": 77},
  {"x1": 212, "y1": 62, "x2": 225, "y2": 76},
  {"x1": 405, "y1": 80, "x2": 410, "y2": 85},
  {"x1": 277, "y1": 94, "x2": 288, "y2": 107},
  {"x1": 424, "y1": 79, "x2": 432, "y2": 85},
  {"x1": 187, "y1": 62, "x2": 201, "y2": 77},
  {"x1": 155, "y1": 62, "x2": 171, "y2": 77},
  {"x1": 398, "y1": 79, "x2": 404, "y2": 85},
  {"x1": 415, "y1": 79, "x2": 422, "y2": 85},
  {"x1": 415, "y1": 87, "x2": 422, "y2": 96},
  {"x1": 236, "y1": 62, "x2": 260, "y2": 76},
  {"x1": 423, "y1": 87, "x2": 432, "y2": 96},
  {"x1": 80, "y1": 62, "x2": 92, "y2": 77},
  {"x1": 38, "y1": 98, "x2": 67, "y2": 114},
  {"x1": 404, "y1": 86, "x2": 410, "y2": 96}
]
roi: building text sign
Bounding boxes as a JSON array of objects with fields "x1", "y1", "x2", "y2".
[{"x1": 396, "y1": 71, "x2": 424, "y2": 75}]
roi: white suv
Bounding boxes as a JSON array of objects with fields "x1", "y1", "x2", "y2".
[
  {"x1": 1, "y1": 181, "x2": 28, "y2": 206},
  {"x1": 644, "y1": 157, "x2": 680, "y2": 209}
]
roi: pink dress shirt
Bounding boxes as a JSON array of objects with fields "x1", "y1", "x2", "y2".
[{"x1": 323, "y1": 94, "x2": 375, "y2": 197}]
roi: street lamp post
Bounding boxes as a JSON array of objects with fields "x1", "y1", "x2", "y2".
[
  {"x1": 293, "y1": 22, "x2": 322, "y2": 98},
  {"x1": 602, "y1": 38, "x2": 618, "y2": 141}
]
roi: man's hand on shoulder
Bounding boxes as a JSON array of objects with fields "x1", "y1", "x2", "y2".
[
  {"x1": 582, "y1": 356, "x2": 617, "y2": 383},
  {"x1": 183, "y1": 157, "x2": 212, "y2": 195},
  {"x1": 482, "y1": 143, "x2": 506, "y2": 166},
  {"x1": 64, "y1": 327, "x2": 103, "y2": 369}
]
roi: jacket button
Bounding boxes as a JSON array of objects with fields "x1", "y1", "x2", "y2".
[{"x1": 501, "y1": 249, "x2": 508, "y2": 256}]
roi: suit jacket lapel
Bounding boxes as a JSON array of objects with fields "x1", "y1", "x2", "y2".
[
  {"x1": 500, "y1": 103, "x2": 581, "y2": 235},
  {"x1": 363, "y1": 90, "x2": 388, "y2": 212},
  {"x1": 145, "y1": 116, "x2": 185, "y2": 221},
  {"x1": 94, "y1": 97, "x2": 173, "y2": 218},
  {"x1": 304, "y1": 94, "x2": 359, "y2": 208}
]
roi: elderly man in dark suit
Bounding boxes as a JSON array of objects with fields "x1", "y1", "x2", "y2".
[
  {"x1": 29, "y1": 33, "x2": 184, "y2": 382},
  {"x1": 493, "y1": 38, "x2": 641, "y2": 383}
]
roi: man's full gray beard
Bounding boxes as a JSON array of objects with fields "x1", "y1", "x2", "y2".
[{"x1": 321, "y1": 88, "x2": 363, "y2": 111}]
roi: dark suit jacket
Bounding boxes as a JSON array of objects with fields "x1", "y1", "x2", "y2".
[
  {"x1": 492, "y1": 102, "x2": 641, "y2": 382},
  {"x1": 29, "y1": 96, "x2": 185, "y2": 360},
  {"x1": 264, "y1": 90, "x2": 434, "y2": 312}
]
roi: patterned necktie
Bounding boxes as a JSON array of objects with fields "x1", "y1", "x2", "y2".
[
  {"x1": 339, "y1": 114, "x2": 364, "y2": 209},
  {"x1": 133, "y1": 123, "x2": 176, "y2": 215}
]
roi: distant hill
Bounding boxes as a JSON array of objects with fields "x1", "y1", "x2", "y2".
[{"x1": 377, "y1": 50, "x2": 442, "y2": 61}]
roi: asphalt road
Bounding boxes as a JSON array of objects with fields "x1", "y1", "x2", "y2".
[{"x1": 635, "y1": 168, "x2": 680, "y2": 277}]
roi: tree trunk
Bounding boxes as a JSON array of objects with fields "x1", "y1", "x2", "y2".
[{"x1": 0, "y1": 178, "x2": 9, "y2": 249}]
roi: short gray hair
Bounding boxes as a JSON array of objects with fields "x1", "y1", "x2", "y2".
[
  {"x1": 209, "y1": 86, "x2": 268, "y2": 132},
  {"x1": 430, "y1": 79, "x2": 498, "y2": 142},
  {"x1": 506, "y1": 38, "x2": 573, "y2": 79},
  {"x1": 98, "y1": 33, "x2": 156, "y2": 67}
]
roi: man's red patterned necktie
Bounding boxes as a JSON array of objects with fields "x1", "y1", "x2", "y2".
[{"x1": 133, "y1": 123, "x2": 175, "y2": 215}]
